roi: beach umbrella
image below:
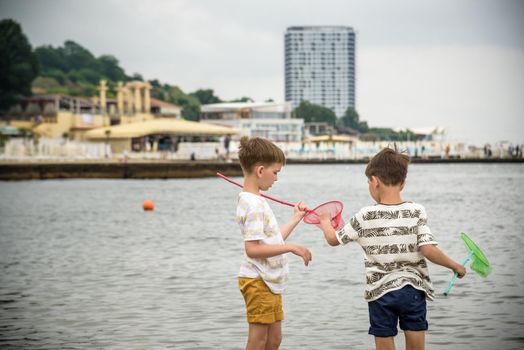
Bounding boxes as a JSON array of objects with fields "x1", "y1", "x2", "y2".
[{"x1": 443, "y1": 232, "x2": 492, "y2": 296}]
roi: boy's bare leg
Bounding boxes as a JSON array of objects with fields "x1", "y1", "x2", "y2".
[
  {"x1": 404, "y1": 330, "x2": 425, "y2": 350},
  {"x1": 374, "y1": 336, "x2": 395, "y2": 350},
  {"x1": 265, "y1": 321, "x2": 282, "y2": 350},
  {"x1": 246, "y1": 323, "x2": 268, "y2": 350}
]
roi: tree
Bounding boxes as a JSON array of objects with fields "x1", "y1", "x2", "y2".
[
  {"x1": 151, "y1": 84, "x2": 201, "y2": 121},
  {"x1": 130, "y1": 73, "x2": 144, "y2": 81},
  {"x1": 365, "y1": 127, "x2": 416, "y2": 141},
  {"x1": 340, "y1": 106, "x2": 370, "y2": 133},
  {"x1": 0, "y1": 19, "x2": 39, "y2": 111},
  {"x1": 190, "y1": 89, "x2": 222, "y2": 105},
  {"x1": 340, "y1": 107, "x2": 359, "y2": 130},
  {"x1": 62, "y1": 40, "x2": 95, "y2": 72},
  {"x1": 174, "y1": 90, "x2": 201, "y2": 121},
  {"x1": 149, "y1": 79, "x2": 161, "y2": 88},
  {"x1": 181, "y1": 102, "x2": 201, "y2": 121},
  {"x1": 358, "y1": 120, "x2": 369, "y2": 133},
  {"x1": 77, "y1": 68, "x2": 101, "y2": 85},
  {"x1": 33, "y1": 39, "x2": 134, "y2": 97},
  {"x1": 294, "y1": 101, "x2": 337, "y2": 126},
  {"x1": 97, "y1": 55, "x2": 127, "y2": 82},
  {"x1": 45, "y1": 68, "x2": 67, "y2": 84},
  {"x1": 230, "y1": 96, "x2": 254, "y2": 103},
  {"x1": 34, "y1": 45, "x2": 66, "y2": 73}
]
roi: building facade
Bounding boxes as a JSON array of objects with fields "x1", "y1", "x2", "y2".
[
  {"x1": 200, "y1": 102, "x2": 303, "y2": 142},
  {"x1": 285, "y1": 26, "x2": 356, "y2": 117},
  {"x1": 0, "y1": 81, "x2": 182, "y2": 141}
]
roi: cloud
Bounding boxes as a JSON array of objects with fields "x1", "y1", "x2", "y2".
[{"x1": 358, "y1": 45, "x2": 524, "y2": 143}]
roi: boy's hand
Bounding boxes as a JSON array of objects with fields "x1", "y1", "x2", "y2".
[
  {"x1": 319, "y1": 212, "x2": 331, "y2": 223},
  {"x1": 294, "y1": 201, "x2": 308, "y2": 218},
  {"x1": 317, "y1": 212, "x2": 339, "y2": 246},
  {"x1": 290, "y1": 244, "x2": 312, "y2": 266},
  {"x1": 453, "y1": 264, "x2": 466, "y2": 278}
]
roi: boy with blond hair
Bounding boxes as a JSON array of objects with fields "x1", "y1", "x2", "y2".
[
  {"x1": 319, "y1": 147, "x2": 466, "y2": 350},
  {"x1": 236, "y1": 136, "x2": 312, "y2": 350}
]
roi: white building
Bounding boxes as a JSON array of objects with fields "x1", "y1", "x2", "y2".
[
  {"x1": 285, "y1": 26, "x2": 356, "y2": 117},
  {"x1": 200, "y1": 102, "x2": 303, "y2": 142},
  {"x1": 150, "y1": 98, "x2": 182, "y2": 118}
]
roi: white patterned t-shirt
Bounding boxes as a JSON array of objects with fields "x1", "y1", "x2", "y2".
[
  {"x1": 236, "y1": 192, "x2": 288, "y2": 294},
  {"x1": 336, "y1": 202, "x2": 437, "y2": 301}
]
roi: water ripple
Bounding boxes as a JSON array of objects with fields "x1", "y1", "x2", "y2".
[{"x1": 1, "y1": 164, "x2": 523, "y2": 349}]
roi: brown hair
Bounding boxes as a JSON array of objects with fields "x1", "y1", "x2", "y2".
[
  {"x1": 237, "y1": 136, "x2": 286, "y2": 172},
  {"x1": 365, "y1": 147, "x2": 410, "y2": 185}
]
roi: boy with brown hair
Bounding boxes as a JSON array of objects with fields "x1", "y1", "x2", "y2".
[
  {"x1": 236, "y1": 136, "x2": 312, "y2": 350},
  {"x1": 319, "y1": 147, "x2": 466, "y2": 350}
]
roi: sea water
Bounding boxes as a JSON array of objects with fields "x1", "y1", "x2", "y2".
[{"x1": 1, "y1": 163, "x2": 523, "y2": 349}]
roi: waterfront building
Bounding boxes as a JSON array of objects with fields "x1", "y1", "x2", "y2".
[
  {"x1": 150, "y1": 98, "x2": 182, "y2": 118},
  {"x1": 0, "y1": 81, "x2": 182, "y2": 141},
  {"x1": 84, "y1": 118, "x2": 237, "y2": 154},
  {"x1": 200, "y1": 101, "x2": 304, "y2": 142},
  {"x1": 305, "y1": 122, "x2": 337, "y2": 136},
  {"x1": 0, "y1": 94, "x2": 111, "y2": 141},
  {"x1": 285, "y1": 26, "x2": 356, "y2": 118}
]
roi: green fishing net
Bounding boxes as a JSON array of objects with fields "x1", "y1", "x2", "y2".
[{"x1": 461, "y1": 232, "x2": 492, "y2": 277}]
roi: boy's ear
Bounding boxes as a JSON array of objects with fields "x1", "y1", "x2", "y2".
[
  {"x1": 254, "y1": 165, "x2": 264, "y2": 178},
  {"x1": 370, "y1": 175, "x2": 379, "y2": 187}
]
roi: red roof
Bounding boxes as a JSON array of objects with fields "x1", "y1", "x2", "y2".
[{"x1": 150, "y1": 98, "x2": 180, "y2": 109}]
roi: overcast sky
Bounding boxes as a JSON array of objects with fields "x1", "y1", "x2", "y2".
[{"x1": 1, "y1": 0, "x2": 523, "y2": 144}]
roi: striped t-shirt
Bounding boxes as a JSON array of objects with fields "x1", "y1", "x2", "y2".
[
  {"x1": 336, "y1": 202, "x2": 437, "y2": 301},
  {"x1": 236, "y1": 192, "x2": 288, "y2": 294}
]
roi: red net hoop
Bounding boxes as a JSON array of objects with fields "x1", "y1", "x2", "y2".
[{"x1": 303, "y1": 201, "x2": 345, "y2": 230}]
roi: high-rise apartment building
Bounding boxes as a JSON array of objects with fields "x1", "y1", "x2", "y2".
[{"x1": 285, "y1": 26, "x2": 356, "y2": 118}]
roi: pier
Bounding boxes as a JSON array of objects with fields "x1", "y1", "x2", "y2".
[{"x1": 0, "y1": 158, "x2": 521, "y2": 180}]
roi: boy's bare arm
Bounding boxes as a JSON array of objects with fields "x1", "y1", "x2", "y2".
[
  {"x1": 280, "y1": 214, "x2": 304, "y2": 241},
  {"x1": 280, "y1": 201, "x2": 308, "y2": 240},
  {"x1": 319, "y1": 213, "x2": 340, "y2": 246},
  {"x1": 245, "y1": 240, "x2": 312, "y2": 266},
  {"x1": 419, "y1": 244, "x2": 466, "y2": 277}
]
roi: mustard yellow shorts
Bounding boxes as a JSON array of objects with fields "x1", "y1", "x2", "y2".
[{"x1": 238, "y1": 277, "x2": 284, "y2": 324}]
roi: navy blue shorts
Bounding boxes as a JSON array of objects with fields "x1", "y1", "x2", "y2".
[{"x1": 368, "y1": 285, "x2": 428, "y2": 337}]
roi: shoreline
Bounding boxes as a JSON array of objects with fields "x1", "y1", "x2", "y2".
[{"x1": 0, "y1": 158, "x2": 522, "y2": 180}]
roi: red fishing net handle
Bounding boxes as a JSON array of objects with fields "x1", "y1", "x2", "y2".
[
  {"x1": 217, "y1": 172, "x2": 344, "y2": 229},
  {"x1": 216, "y1": 172, "x2": 298, "y2": 208}
]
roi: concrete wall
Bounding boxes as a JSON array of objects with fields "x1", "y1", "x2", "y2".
[{"x1": 0, "y1": 161, "x2": 243, "y2": 180}]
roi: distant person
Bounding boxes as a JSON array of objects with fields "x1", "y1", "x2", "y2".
[
  {"x1": 148, "y1": 136, "x2": 155, "y2": 152},
  {"x1": 121, "y1": 149, "x2": 129, "y2": 163},
  {"x1": 508, "y1": 144, "x2": 514, "y2": 158},
  {"x1": 235, "y1": 136, "x2": 311, "y2": 350},
  {"x1": 317, "y1": 148, "x2": 466, "y2": 350},
  {"x1": 215, "y1": 147, "x2": 224, "y2": 161},
  {"x1": 224, "y1": 135, "x2": 231, "y2": 156}
]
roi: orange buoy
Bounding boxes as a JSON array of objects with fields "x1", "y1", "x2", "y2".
[{"x1": 143, "y1": 200, "x2": 154, "y2": 211}]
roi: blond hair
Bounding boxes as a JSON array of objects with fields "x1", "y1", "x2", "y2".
[
  {"x1": 365, "y1": 147, "x2": 410, "y2": 185},
  {"x1": 238, "y1": 136, "x2": 286, "y2": 172}
]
